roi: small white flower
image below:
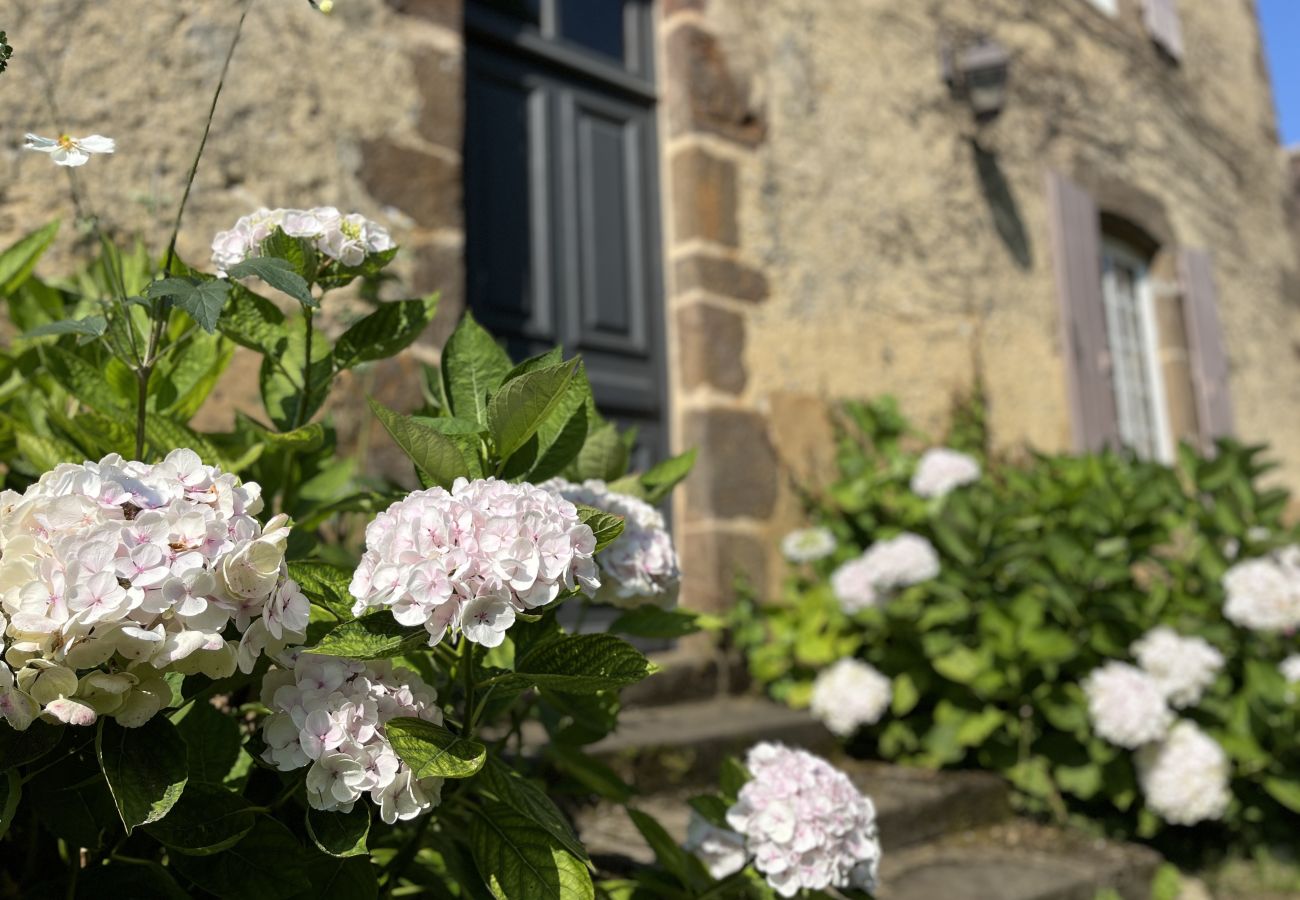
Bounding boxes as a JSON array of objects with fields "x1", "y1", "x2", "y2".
[
  {"x1": 1136, "y1": 721, "x2": 1230, "y2": 825},
  {"x1": 910, "y1": 448, "x2": 981, "y2": 499},
  {"x1": 1130, "y1": 627, "x2": 1223, "y2": 709},
  {"x1": 683, "y1": 811, "x2": 747, "y2": 880},
  {"x1": 810, "y1": 659, "x2": 892, "y2": 737},
  {"x1": 831, "y1": 532, "x2": 940, "y2": 614},
  {"x1": 781, "y1": 527, "x2": 837, "y2": 564},
  {"x1": 1083, "y1": 661, "x2": 1173, "y2": 749},
  {"x1": 23, "y1": 133, "x2": 115, "y2": 167},
  {"x1": 1280, "y1": 654, "x2": 1300, "y2": 685},
  {"x1": 1223, "y1": 549, "x2": 1300, "y2": 632}
]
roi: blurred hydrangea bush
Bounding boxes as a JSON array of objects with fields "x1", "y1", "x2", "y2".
[{"x1": 734, "y1": 395, "x2": 1300, "y2": 858}]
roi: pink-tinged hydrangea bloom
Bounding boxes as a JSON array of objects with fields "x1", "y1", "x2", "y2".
[
  {"x1": 259, "y1": 653, "x2": 443, "y2": 823},
  {"x1": 350, "y1": 478, "x2": 599, "y2": 647},
  {"x1": 1082, "y1": 661, "x2": 1173, "y2": 749},
  {"x1": 726, "y1": 743, "x2": 881, "y2": 898},
  {"x1": 1222, "y1": 547, "x2": 1300, "y2": 632},
  {"x1": 1130, "y1": 626, "x2": 1223, "y2": 709},
  {"x1": 0, "y1": 451, "x2": 306, "y2": 730},
  {"x1": 210, "y1": 206, "x2": 394, "y2": 275},
  {"x1": 810, "y1": 658, "x2": 892, "y2": 737},
  {"x1": 1135, "y1": 721, "x2": 1230, "y2": 825},
  {"x1": 831, "y1": 532, "x2": 940, "y2": 614},
  {"x1": 781, "y1": 527, "x2": 836, "y2": 564},
  {"x1": 541, "y1": 479, "x2": 679, "y2": 609},
  {"x1": 910, "y1": 448, "x2": 981, "y2": 499}
]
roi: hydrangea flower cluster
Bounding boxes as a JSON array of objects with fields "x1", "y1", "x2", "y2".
[
  {"x1": 540, "y1": 479, "x2": 679, "y2": 609},
  {"x1": 780, "y1": 526, "x2": 837, "y2": 564},
  {"x1": 1281, "y1": 654, "x2": 1300, "y2": 685},
  {"x1": 810, "y1": 658, "x2": 892, "y2": 737},
  {"x1": 259, "y1": 653, "x2": 443, "y2": 823},
  {"x1": 910, "y1": 447, "x2": 981, "y2": 499},
  {"x1": 350, "y1": 478, "x2": 598, "y2": 648},
  {"x1": 1130, "y1": 626, "x2": 1224, "y2": 709},
  {"x1": 1222, "y1": 547, "x2": 1300, "y2": 632},
  {"x1": 1135, "y1": 721, "x2": 1231, "y2": 826},
  {"x1": 831, "y1": 532, "x2": 940, "y2": 614},
  {"x1": 724, "y1": 742, "x2": 880, "y2": 898},
  {"x1": 1081, "y1": 662, "x2": 1173, "y2": 749},
  {"x1": 211, "y1": 206, "x2": 395, "y2": 274},
  {"x1": 0, "y1": 451, "x2": 307, "y2": 731}
]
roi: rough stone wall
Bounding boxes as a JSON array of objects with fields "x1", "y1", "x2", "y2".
[
  {"x1": 0, "y1": 0, "x2": 466, "y2": 474},
  {"x1": 659, "y1": 0, "x2": 1300, "y2": 605}
]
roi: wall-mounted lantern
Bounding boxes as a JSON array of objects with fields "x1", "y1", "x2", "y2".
[{"x1": 943, "y1": 36, "x2": 1011, "y2": 122}]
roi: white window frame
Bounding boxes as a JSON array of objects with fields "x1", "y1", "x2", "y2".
[{"x1": 1100, "y1": 238, "x2": 1173, "y2": 462}]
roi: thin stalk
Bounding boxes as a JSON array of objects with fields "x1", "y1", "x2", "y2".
[
  {"x1": 135, "y1": 0, "x2": 255, "y2": 458},
  {"x1": 278, "y1": 306, "x2": 317, "y2": 513},
  {"x1": 461, "y1": 639, "x2": 477, "y2": 739}
]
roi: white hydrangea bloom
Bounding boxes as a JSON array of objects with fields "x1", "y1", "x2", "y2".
[
  {"x1": 781, "y1": 527, "x2": 836, "y2": 564},
  {"x1": 1222, "y1": 548, "x2": 1300, "y2": 632},
  {"x1": 831, "y1": 532, "x2": 940, "y2": 614},
  {"x1": 682, "y1": 810, "x2": 747, "y2": 880},
  {"x1": 210, "y1": 206, "x2": 395, "y2": 275},
  {"x1": 810, "y1": 658, "x2": 892, "y2": 737},
  {"x1": 910, "y1": 448, "x2": 981, "y2": 499},
  {"x1": 350, "y1": 478, "x2": 599, "y2": 647},
  {"x1": 1135, "y1": 721, "x2": 1231, "y2": 826},
  {"x1": 1130, "y1": 627, "x2": 1224, "y2": 709},
  {"x1": 1281, "y1": 654, "x2": 1300, "y2": 685},
  {"x1": 1082, "y1": 662, "x2": 1173, "y2": 749},
  {"x1": 0, "y1": 451, "x2": 306, "y2": 731},
  {"x1": 259, "y1": 652, "x2": 443, "y2": 823},
  {"x1": 540, "y1": 479, "x2": 680, "y2": 609},
  {"x1": 726, "y1": 742, "x2": 881, "y2": 898}
]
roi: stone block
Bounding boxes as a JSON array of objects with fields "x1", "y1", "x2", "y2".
[
  {"x1": 677, "y1": 527, "x2": 769, "y2": 614},
  {"x1": 360, "y1": 140, "x2": 462, "y2": 229},
  {"x1": 413, "y1": 48, "x2": 464, "y2": 151},
  {"x1": 384, "y1": 0, "x2": 461, "y2": 28},
  {"x1": 670, "y1": 145, "x2": 738, "y2": 246},
  {"x1": 674, "y1": 253, "x2": 768, "y2": 302},
  {"x1": 664, "y1": 25, "x2": 765, "y2": 147},
  {"x1": 676, "y1": 302, "x2": 746, "y2": 394},
  {"x1": 682, "y1": 409, "x2": 778, "y2": 520}
]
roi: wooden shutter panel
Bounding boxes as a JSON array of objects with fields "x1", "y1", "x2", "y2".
[
  {"x1": 1047, "y1": 171, "x2": 1120, "y2": 453},
  {"x1": 1180, "y1": 247, "x2": 1234, "y2": 445},
  {"x1": 1142, "y1": 0, "x2": 1184, "y2": 60}
]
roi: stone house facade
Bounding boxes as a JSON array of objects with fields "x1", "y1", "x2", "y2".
[{"x1": 3, "y1": 0, "x2": 1299, "y2": 613}]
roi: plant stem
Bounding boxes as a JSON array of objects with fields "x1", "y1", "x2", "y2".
[
  {"x1": 461, "y1": 639, "x2": 477, "y2": 740},
  {"x1": 135, "y1": 0, "x2": 255, "y2": 459}
]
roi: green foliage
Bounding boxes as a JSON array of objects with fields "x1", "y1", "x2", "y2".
[{"x1": 734, "y1": 396, "x2": 1300, "y2": 860}]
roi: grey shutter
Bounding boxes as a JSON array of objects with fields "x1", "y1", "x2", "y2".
[
  {"x1": 1142, "y1": 0, "x2": 1184, "y2": 60},
  {"x1": 1047, "y1": 171, "x2": 1120, "y2": 453},
  {"x1": 1180, "y1": 248, "x2": 1234, "y2": 445}
]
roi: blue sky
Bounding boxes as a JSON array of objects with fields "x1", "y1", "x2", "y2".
[{"x1": 1259, "y1": 0, "x2": 1300, "y2": 146}]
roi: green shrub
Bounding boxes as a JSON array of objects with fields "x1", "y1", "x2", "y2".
[{"x1": 734, "y1": 396, "x2": 1300, "y2": 859}]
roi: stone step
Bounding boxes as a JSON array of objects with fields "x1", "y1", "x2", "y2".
[{"x1": 877, "y1": 822, "x2": 1163, "y2": 900}]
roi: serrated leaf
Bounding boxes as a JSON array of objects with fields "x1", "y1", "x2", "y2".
[
  {"x1": 334, "y1": 295, "x2": 439, "y2": 369},
  {"x1": 220, "y1": 286, "x2": 288, "y2": 356},
  {"x1": 143, "y1": 783, "x2": 255, "y2": 856},
  {"x1": 476, "y1": 756, "x2": 587, "y2": 860},
  {"x1": 627, "y1": 808, "x2": 710, "y2": 891},
  {"x1": 44, "y1": 346, "x2": 128, "y2": 415},
  {"x1": 147, "y1": 277, "x2": 231, "y2": 333},
  {"x1": 487, "y1": 362, "x2": 576, "y2": 462},
  {"x1": 441, "y1": 311, "x2": 512, "y2": 423},
  {"x1": 228, "y1": 257, "x2": 316, "y2": 309},
  {"x1": 369, "y1": 397, "x2": 473, "y2": 488},
  {"x1": 259, "y1": 228, "x2": 320, "y2": 282},
  {"x1": 293, "y1": 856, "x2": 378, "y2": 900},
  {"x1": 172, "y1": 816, "x2": 311, "y2": 900},
  {"x1": 288, "y1": 560, "x2": 357, "y2": 621},
  {"x1": 97, "y1": 716, "x2": 189, "y2": 833},
  {"x1": 468, "y1": 800, "x2": 594, "y2": 900},
  {"x1": 386, "y1": 718, "x2": 486, "y2": 779},
  {"x1": 639, "y1": 449, "x2": 697, "y2": 503},
  {"x1": 572, "y1": 421, "x2": 627, "y2": 482},
  {"x1": 24, "y1": 315, "x2": 108, "y2": 340},
  {"x1": 305, "y1": 612, "x2": 428, "y2": 660},
  {"x1": 174, "y1": 700, "x2": 243, "y2": 785},
  {"x1": 409, "y1": 415, "x2": 488, "y2": 436},
  {"x1": 608, "y1": 606, "x2": 702, "y2": 639},
  {"x1": 0, "y1": 720, "x2": 63, "y2": 769},
  {"x1": 502, "y1": 634, "x2": 655, "y2": 694},
  {"x1": 575, "y1": 504, "x2": 624, "y2": 553},
  {"x1": 307, "y1": 804, "x2": 370, "y2": 858},
  {"x1": 0, "y1": 220, "x2": 59, "y2": 294}
]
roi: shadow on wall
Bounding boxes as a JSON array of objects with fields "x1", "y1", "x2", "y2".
[{"x1": 970, "y1": 139, "x2": 1033, "y2": 270}]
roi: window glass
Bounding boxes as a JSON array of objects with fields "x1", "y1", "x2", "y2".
[
  {"x1": 556, "y1": 0, "x2": 626, "y2": 64},
  {"x1": 479, "y1": 0, "x2": 541, "y2": 24},
  {"x1": 1101, "y1": 240, "x2": 1169, "y2": 461}
]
